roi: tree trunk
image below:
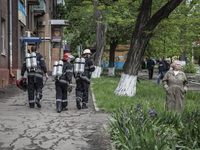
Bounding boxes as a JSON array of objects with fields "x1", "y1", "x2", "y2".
[
  {"x1": 92, "y1": 0, "x2": 107, "y2": 78},
  {"x1": 198, "y1": 56, "x2": 200, "y2": 65},
  {"x1": 115, "y1": 0, "x2": 183, "y2": 97},
  {"x1": 180, "y1": 50, "x2": 186, "y2": 66},
  {"x1": 108, "y1": 39, "x2": 118, "y2": 76}
]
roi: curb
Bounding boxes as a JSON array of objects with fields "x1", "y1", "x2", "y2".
[
  {"x1": 90, "y1": 84, "x2": 117, "y2": 150},
  {"x1": 90, "y1": 85, "x2": 99, "y2": 112}
]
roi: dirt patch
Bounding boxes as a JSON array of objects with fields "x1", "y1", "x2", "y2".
[{"x1": 0, "y1": 84, "x2": 23, "y2": 100}]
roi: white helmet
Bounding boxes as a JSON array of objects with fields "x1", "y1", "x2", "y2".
[{"x1": 83, "y1": 49, "x2": 92, "y2": 55}]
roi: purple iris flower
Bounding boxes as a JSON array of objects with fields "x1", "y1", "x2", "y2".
[
  {"x1": 120, "y1": 124, "x2": 123, "y2": 128},
  {"x1": 159, "y1": 136, "x2": 161, "y2": 138},
  {"x1": 126, "y1": 129, "x2": 128, "y2": 133},
  {"x1": 149, "y1": 110, "x2": 154, "y2": 114},
  {"x1": 121, "y1": 117, "x2": 124, "y2": 121},
  {"x1": 155, "y1": 113, "x2": 157, "y2": 116}
]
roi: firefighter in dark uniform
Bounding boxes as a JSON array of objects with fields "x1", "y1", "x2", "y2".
[
  {"x1": 55, "y1": 53, "x2": 74, "y2": 113},
  {"x1": 75, "y1": 49, "x2": 95, "y2": 109},
  {"x1": 21, "y1": 46, "x2": 48, "y2": 108}
]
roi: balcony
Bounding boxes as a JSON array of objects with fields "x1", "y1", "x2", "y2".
[
  {"x1": 33, "y1": 0, "x2": 46, "y2": 16},
  {"x1": 28, "y1": 0, "x2": 40, "y2": 5}
]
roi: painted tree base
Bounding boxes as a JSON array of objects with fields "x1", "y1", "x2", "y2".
[
  {"x1": 91, "y1": 66, "x2": 102, "y2": 78},
  {"x1": 114, "y1": 73, "x2": 137, "y2": 97},
  {"x1": 108, "y1": 67, "x2": 115, "y2": 76},
  {"x1": 180, "y1": 61, "x2": 186, "y2": 66}
]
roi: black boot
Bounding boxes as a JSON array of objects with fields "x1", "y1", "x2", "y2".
[
  {"x1": 62, "y1": 108, "x2": 68, "y2": 111},
  {"x1": 76, "y1": 97, "x2": 81, "y2": 110},
  {"x1": 62, "y1": 102, "x2": 68, "y2": 111},
  {"x1": 82, "y1": 103, "x2": 88, "y2": 109},
  {"x1": 35, "y1": 99, "x2": 41, "y2": 108},
  {"x1": 29, "y1": 103, "x2": 35, "y2": 108},
  {"x1": 57, "y1": 102, "x2": 62, "y2": 113}
]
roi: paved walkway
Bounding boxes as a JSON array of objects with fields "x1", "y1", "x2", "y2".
[{"x1": 0, "y1": 76, "x2": 112, "y2": 150}]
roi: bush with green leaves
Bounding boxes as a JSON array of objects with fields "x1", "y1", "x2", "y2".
[
  {"x1": 108, "y1": 104, "x2": 200, "y2": 150},
  {"x1": 182, "y1": 62, "x2": 198, "y2": 73}
]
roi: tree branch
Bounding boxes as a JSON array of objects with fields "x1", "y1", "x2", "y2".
[
  {"x1": 99, "y1": 0, "x2": 111, "y2": 6},
  {"x1": 132, "y1": 0, "x2": 152, "y2": 37},
  {"x1": 145, "y1": 0, "x2": 183, "y2": 31}
]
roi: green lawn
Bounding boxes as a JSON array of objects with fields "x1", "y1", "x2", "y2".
[
  {"x1": 91, "y1": 76, "x2": 200, "y2": 112},
  {"x1": 91, "y1": 76, "x2": 200, "y2": 149}
]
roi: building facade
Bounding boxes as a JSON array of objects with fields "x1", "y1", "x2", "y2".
[{"x1": 0, "y1": 0, "x2": 69, "y2": 87}]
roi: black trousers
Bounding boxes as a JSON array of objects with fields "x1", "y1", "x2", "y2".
[
  {"x1": 28, "y1": 76, "x2": 43, "y2": 107},
  {"x1": 76, "y1": 78, "x2": 89, "y2": 104},
  {"x1": 148, "y1": 69, "x2": 154, "y2": 79},
  {"x1": 55, "y1": 81, "x2": 68, "y2": 108}
]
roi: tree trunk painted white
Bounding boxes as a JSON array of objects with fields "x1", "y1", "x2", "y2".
[
  {"x1": 91, "y1": 66, "x2": 102, "y2": 78},
  {"x1": 108, "y1": 67, "x2": 115, "y2": 76},
  {"x1": 93, "y1": 0, "x2": 107, "y2": 78},
  {"x1": 114, "y1": 73, "x2": 137, "y2": 97},
  {"x1": 180, "y1": 61, "x2": 186, "y2": 66}
]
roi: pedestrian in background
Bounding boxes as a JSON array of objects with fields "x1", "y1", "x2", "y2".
[
  {"x1": 147, "y1": 57, "x2": 155, "y2": 79},
  {"x1": 165, "y1": 60, "x2": 171, "y2": 71},
  {"x1": 75, "y1": 49, "x2": 95, "y2": 109},
  {"x1": 162, "y1": 60, "x2": 188, "y2": 112},
  {"x1": 157, "y1": 57, "x2": 166, "y2": 84},
  {"x1": 21, "y1": 45, "x2": 48, "y2": 108},
  {"x1": 55, "y1": 53, "x2": 74, "y2": 113}
]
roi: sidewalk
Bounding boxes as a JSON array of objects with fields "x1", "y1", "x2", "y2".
[
  {"x1": 138, "y1": 69, "x2": 200, "y2": 93},
  {"x1": 0, "y1": 76, "x2": 112, "y2": 150}
]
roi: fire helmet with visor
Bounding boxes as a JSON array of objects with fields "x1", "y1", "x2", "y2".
[{"x1": 63, "y1": 53, "x2": 75, "y2": 61}]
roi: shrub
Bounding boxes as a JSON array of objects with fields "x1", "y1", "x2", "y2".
[{"x1": 182, "y1": 62, "x2": 198, "y2": 73}]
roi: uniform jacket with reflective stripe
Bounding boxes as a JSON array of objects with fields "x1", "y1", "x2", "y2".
[
  {"x1": 21, "y1": 52, "x2": 47, "y2": 76},
  {"x1": 83, "y1": 57, "x2": 95, "y2": 79},
  {"x1": 59, "y1": 61, "x2": 72, "y2": 84}
]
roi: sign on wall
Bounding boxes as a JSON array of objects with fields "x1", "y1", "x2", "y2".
[
  {"x1": 18, "y1": 1, "x2": 26, "y2": 26},
  {"x1": 52, "y1": 26, "x2": 62, "y2": 42}
]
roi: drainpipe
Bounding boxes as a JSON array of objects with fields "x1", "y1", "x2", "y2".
[
  {"x1": 25, "y1": 0, "x2": 27, "y2": 15},
  {"x1": 9, "y1": 0, "x2": 15, "y2": 79}
]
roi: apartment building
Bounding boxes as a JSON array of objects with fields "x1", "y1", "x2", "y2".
[{"x1": 0, "y1": 0, "x2": 70, "y2": 87}]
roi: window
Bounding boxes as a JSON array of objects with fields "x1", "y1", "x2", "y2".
[{"x1": 1, "y1": 19, "x2": 5, "y2": 55}]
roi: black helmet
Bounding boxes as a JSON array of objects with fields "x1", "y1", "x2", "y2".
[{"x1": 16, "y1": 77, "x2": 27, "y2": 92}]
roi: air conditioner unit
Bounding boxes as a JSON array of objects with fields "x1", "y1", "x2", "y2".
[{"x1": 38, "y1": 21, "x2": 46, "y2": 26}]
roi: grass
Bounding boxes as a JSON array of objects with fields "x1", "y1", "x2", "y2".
[{"x1": 91, "y1": 76, "x2": 200, "y2": 112}]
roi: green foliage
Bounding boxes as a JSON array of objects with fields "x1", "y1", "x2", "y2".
[
  {"x1": 62, "y1": 0, "x2": 96, "y2": 53},
  {"x1": 182, "y1": 62, "x2": 198, "y2": 73},
  {"x1": 145, "y1": 0, "x2": 200, "y2": 59},
  {"x1": 108, "y1": 105, "x2": 200, "y2": 150}
]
